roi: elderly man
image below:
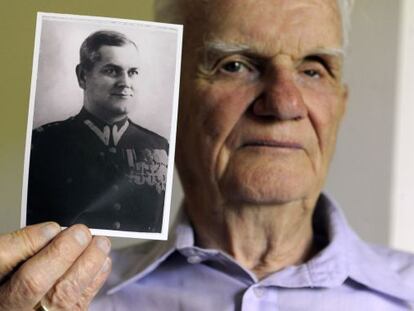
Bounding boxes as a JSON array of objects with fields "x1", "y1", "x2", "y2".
[
  {"x1": 0, "y1": 0, "x2": 413, "y2": 310},
  {"x1": 27, "y1": 30, "x2": 168, "y2": 233}
]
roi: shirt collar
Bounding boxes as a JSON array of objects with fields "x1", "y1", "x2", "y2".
[{"x1": 106, "y1": 193, "x2": 414, "y2": 302}]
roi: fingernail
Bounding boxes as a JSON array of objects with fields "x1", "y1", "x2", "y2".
[
  {"x1": 101, "y1": 257, "x2": 111, "y2": 273},
  {"x1": 41, "y1": 222, "x2": 61, "y2": 240},
  {"x1": 73, "y1": 228, "x2": 89, "y2": 246},
  {"x1": 96, "y1": 237, "x2": 111, "y2": 254}
]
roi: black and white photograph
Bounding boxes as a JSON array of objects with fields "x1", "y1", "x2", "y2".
[{"x1": 21, "y1": 12, "x2": 182, "y2": 240}]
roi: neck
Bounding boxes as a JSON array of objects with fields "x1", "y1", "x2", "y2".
[
  {"x1": 83, "y1": 103, "x2": 126, "y2": 125},
  {"x1": 185, "y1": 196, "x2": 318, "y2": 279}
]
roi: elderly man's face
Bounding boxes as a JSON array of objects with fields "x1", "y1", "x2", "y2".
[
  {"x1": 177, "y1": 0, "x2": 347, "y2": 205},
  {"x1": 81, "y1": 44, "x2": 140, "y2": 120}
]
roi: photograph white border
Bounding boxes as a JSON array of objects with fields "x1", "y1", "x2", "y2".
[{"x1": 21, "y1": 12, "x2": 183, "y2": 240}]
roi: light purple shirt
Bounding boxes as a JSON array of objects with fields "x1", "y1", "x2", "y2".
[{"x1": 91, "y1": 194, "x2": 414, "y2": 310}]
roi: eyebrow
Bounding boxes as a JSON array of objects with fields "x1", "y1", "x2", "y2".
[
  {"x1": 203, "y1": 40, "x2": 345, "y2": 59},
  {"x1": 306, "y1": 47, "x2": 345, "y2": 59},
  {"x1": 102, "y1": 63, "x2": 139, "y2": 70},
  {"x1": 201, "y1": 41, "x2": 259, "y2": 70},
  {"x1": 204, "y1": 41, "x2": 252, "y2": 54}
]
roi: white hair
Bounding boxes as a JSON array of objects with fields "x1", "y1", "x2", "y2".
[
  {"x1": 154, "y1": 0, "x2": 355, "y2": 48},
  {"x1": 336, "y1": 0, "x2": 355, "y2": 48}
]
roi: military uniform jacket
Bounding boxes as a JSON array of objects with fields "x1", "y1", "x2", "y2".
[{"x1": 27, "y1": 108, "x2": 169, "y2": 232}]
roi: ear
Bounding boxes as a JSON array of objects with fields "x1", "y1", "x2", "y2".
[{"x1": 76, "y1": 64, "x2": 87, "y2": 90}]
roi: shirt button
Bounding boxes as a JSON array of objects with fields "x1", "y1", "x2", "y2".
[
  {"x1": 187, "y1": 255, "x2": 202, "y2": 264},
  {"x1": 66, "y1": 177, "x2": 73, "y2": 184},
  {"x1": 253, "y1": 287, "x2": 265, "y2": 298},
  {"x1": 112, "y1": 184, "x2": 120, "y2": 192},
  {"x1": 113, "y1": 203, "x2": 121, "y2": 211},
  {"x1": 113, "y1": 222, "x2": 121, "y2": 229}
]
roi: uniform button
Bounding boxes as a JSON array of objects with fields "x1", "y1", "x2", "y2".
[
  {"x1": 99, "y1": 152, "x2": 105, "y2": 157},
  {"x1": 112, "y1": 184, "x2": 120, "y2": 192},
  {"x1": 113, "y1": 222, "x2": 121, "y2": 229},
  {"x1": 113, "y1": 203, "x2": 121, "y2": 211},
  {"x1": 253, "y1": 287, "x2": 265, "y2": 298},
  {"x1": 187, "y1": 255, "x2": 202, "y2": 264},
  {"x1": 66, "y1": 177, "x2": 73, "y2": 184}
]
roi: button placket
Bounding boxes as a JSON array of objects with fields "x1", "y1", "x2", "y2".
[
  {"x1": 241, "y1": 285, "x2": 278, "y2": 311},
  {"x1": 253, "y1": 286, "x2": 265, "y2": 298}
]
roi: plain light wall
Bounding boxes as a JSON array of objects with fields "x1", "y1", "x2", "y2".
[{"x1": 325, "y1": 0, "x2": 400, "y2": 246}]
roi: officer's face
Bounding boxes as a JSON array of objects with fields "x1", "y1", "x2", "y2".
[
  {"x1": 82, "y1": 44, "x2": 140, "y2": 121},
  {"x1": 176, "y1": 0, "x2": 347, "y2": 206}
]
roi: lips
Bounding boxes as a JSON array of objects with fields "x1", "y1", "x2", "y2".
[
  {"x1": 111, "y1": 93, "x2": 133, "y2": 97},
  {"x1": 241, "y1": 139, "x2": 303, "y2": 150}
]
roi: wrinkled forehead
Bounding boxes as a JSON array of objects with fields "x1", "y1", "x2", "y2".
[{"x1": 184, "y1": 0, "x2": 343, "y2": 57}]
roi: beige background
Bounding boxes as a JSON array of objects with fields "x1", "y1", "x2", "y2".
[{"x1": 1, "y1": 1, "x2": 413, "y2": 251}]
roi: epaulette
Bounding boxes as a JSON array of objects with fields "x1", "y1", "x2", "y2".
[
  {"x1": 33, "y1": 117, "x2": 76, "y2": 133},
  {"x1": 128, "y1": 119, "x2": 169, "y2": 142}
]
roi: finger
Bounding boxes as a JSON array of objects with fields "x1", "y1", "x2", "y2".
[
  {"x1": 0, "y1": 222, "x2": 61, "y2": 279},
  {"x1": 74, "y1": 257, "x2": 112, "y2": 310},
  {"x1": 0, "y1": 224, "x2": 91, "y2": 310},
  {"x1": 43, "y1": 236, "x2": 111, "y2": 310}
]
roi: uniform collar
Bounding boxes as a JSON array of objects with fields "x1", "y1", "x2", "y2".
[
  {"x1": 78, "y1": 107, "x2": 129, "y2": 130},
  {"x1": 78, "y1": 108, "x2": 129, "y2": 147},
  {"x1": 106, "y1": 193, "x2": 414, "y2": 302}
]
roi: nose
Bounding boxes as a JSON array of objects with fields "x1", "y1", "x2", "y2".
[
  {"x1": 252, "y1": 69, "x2": 307, "y2": 121},
  {"x1": 117, "y1": 70, "x2": 133, "y2": 88}
]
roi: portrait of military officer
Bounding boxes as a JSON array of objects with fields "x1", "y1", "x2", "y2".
[{"x1": 26, "y1": 30, "x2": 169, "y2": 233}]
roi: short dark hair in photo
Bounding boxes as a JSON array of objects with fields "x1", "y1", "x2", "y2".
[{"x1": 79, "y1": 30, "x2": 138, "y2": 71}]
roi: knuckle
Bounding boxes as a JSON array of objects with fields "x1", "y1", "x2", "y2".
[
  {"x1": 0, "y1": 283, "x2": 15, "y2": 309},
  {"x1": 48, "y1": 238, "x2": 74, "y2": 259},
  {"x1": 48, "y1": 279, "x2": 81, "y2": 309},
  {"x1": 19, "y1": 229, "x2": 39, "y2": 255},
  {"x1": 73, "y1": 289, "x2": 95, "y2": 311},
  {"x1": 72, "y1": 303, "x2": 87, "y2": 311},
  {"x1": 0, "y1": 232, "x2": 25, "y2": 275},
  {"x1": 11, "y1": 269, "x2": 46, "y2": 300},
  {"x1": 80, "y1": 256, "x2": 101, "y2": 275},
  {"x1": 0, "y1": 249, "x2": 14, "y2": 276}
]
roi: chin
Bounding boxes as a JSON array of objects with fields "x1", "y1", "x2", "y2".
[
  {"x1": 221, "y1": 176, "x2": 311, "y2": 205},
  {"x1": 219, "y1": 156, "x2": 317, "y2": 205},
  {"x1": 110, "y1": 104, "x2": 129, "y2": 116}
]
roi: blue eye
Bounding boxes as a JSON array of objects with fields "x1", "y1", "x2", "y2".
[
  {"x1": 221, "y1": 61, "x2": 246, "y2": 73},
  {"x1": 303, "y1": 69, "x2": 321, "y2": 78},
  {"x1": 213, "y1": 57, "x2": 260, "y2": 81}
]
